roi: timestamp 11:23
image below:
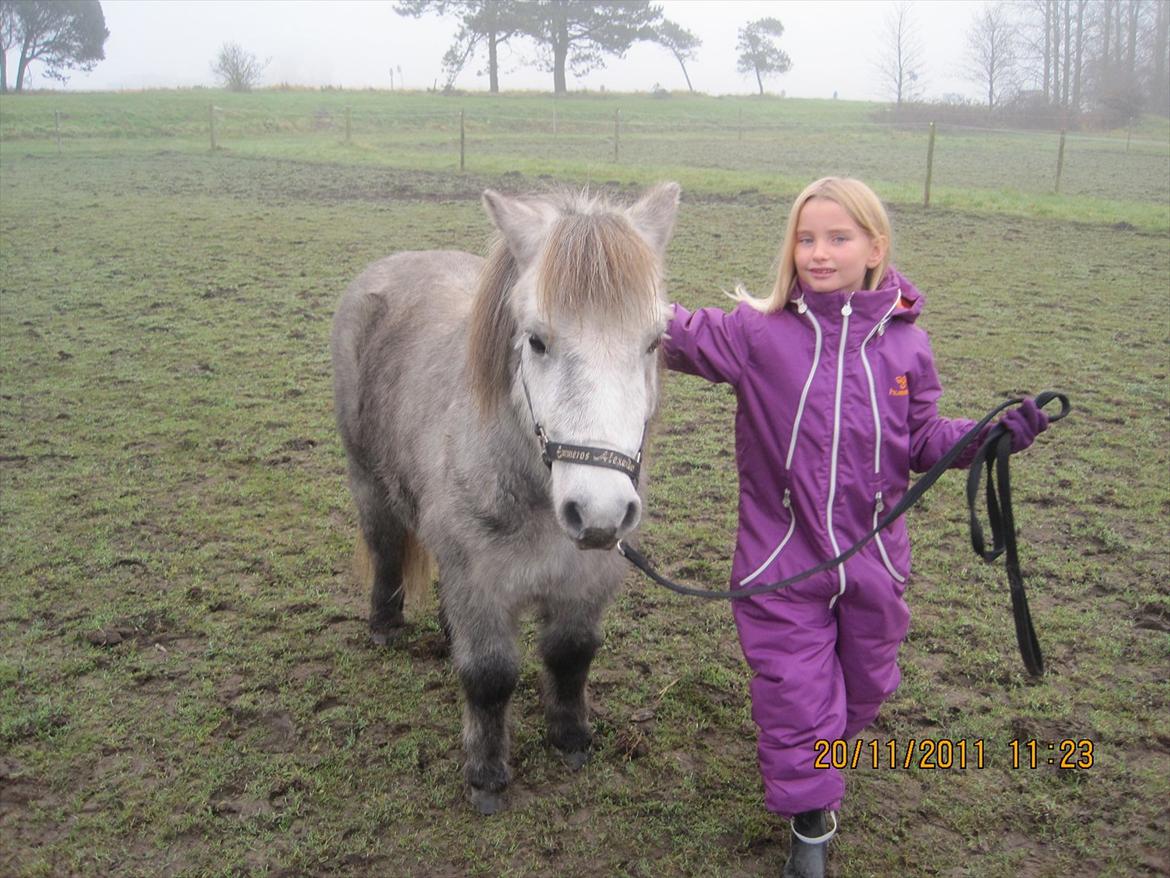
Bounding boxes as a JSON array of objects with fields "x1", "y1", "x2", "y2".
[{"x1": 812, "y1": 738, "x2": 1096, "y2": 770}]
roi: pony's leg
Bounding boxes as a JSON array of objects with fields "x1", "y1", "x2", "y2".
[
  {"x1": 348, "y1": 462, "x2": 408, "y2": 645},
  {"x1": 448, "y1": 608, "x2": 520, "y2": 815},
  {"x1": 538, "y1": 604, "x2": 602, "y2": 769}
]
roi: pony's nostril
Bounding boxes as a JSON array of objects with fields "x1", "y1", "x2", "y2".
[
  {"x1": 562, "y1": 500, "x2": 584, "y2": 533},
  {"x1": 621, "y1": 500, "x2": 640, "y2": 532}
]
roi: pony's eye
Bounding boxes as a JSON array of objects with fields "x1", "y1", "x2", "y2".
[
  {"x1": 528, "y1": 335, "x2": 548, "y2": 355},
  {"x1": 647, "y1": 337, "x2": 661, "y2": 354}
]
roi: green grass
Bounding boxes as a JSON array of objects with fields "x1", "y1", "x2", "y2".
[
  {"x1": 2, "y1": 89, "x2": 1167, "y2": 231},
  {"x1": 1, "y1": 94, "x2": 1169, "y2": 877}
]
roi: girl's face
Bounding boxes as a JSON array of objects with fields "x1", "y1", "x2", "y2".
[{"x1": 793, "y1": 197, "x2": 886, "y2": 294}]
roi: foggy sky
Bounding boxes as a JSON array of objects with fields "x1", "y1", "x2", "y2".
[{"x1": 20, "y1": 0, "x2": 987, "y2": 102}]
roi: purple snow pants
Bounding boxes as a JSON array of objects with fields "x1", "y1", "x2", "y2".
[{"x1": 731, "y1": 569, "x2": 911, "y2": 817}]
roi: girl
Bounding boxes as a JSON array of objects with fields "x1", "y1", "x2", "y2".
[{"x1": 661, "y1": 177, "x2": 1047, "y2": 878}]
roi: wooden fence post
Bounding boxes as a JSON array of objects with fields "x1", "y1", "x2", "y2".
[
  {"x1": 1054, "y1": 130, "x2": 1066, "y2": 194},
  {"x1": 613, "y1": 108, "x2": 620, "y2": 162},
  {"x1": 923, "y1": 121, "x2": 936, "y2": 207},
  {"x1": 209, "y1": 103, "x2": 217, "y2": 151},
  {"x1": 459, "y1": 110, "x2": 465, "y2": 172}
]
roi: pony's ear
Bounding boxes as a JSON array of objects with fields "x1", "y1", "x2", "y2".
[
  {"x1": 627, "y1": 182, "x2": 681, "y2": 255},
  {"x1": 482, "y1": 190, "x2": 555, "y2": 265}
]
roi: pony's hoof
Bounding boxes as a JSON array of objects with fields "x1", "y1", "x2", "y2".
[
  {"x1": 369, "y1": 626, "x2": 405, "y2": 648},
  {"x1": 561, "y1": 749, "x2": 590, "y2": 771},
  {"x1": 469, "y1": 787, "x2": 504, "y2": 816}
]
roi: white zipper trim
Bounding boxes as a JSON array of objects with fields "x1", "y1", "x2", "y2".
[
  {"x1": 873, "y1": 492, "x2": 906, "y2": 583},
  {"x1": 826, "y1": 295, "x2": 853, "y2": 608},
  {"x1": 859, "y1": 292, "x2": 904, "y2": 474},
  {"x1": 740, "y1": 489, "x2": 796, "y2": 586},
  {"x1": 786, "y1": 298, "x2": 822, "y2": 469}
]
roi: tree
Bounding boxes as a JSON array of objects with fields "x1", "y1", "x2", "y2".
[
  {"x1": 874, "y1": 2, "x2": 924, "y2": 106},
  {"x1": 1, "y1": 0, "x2": 108, "y2": 93},
  {"x1": 395, "y1": 0, "x2": 526, "y2": 93},
  {"x1": 211, "y1": 41, "x2": 267, "y2": 92},
  {"x1": 735, "y1": 17, "x2": 791, "y2": 96},
  {"x1": 651, "y1": 18, "x2": 701, "y2": 93},
  {"x1": 519, "y1": 1, "x2": 662, "y2": 95},
  {"x1": 965, "y1": 2, "x2": 1018, "y2": 110},
  {"x1": 0, "y1": 2, "x2": 16, "y2": 92}
]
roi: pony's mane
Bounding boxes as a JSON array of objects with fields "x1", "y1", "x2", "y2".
[{"x1": 468, "y1": 191, "x2": 663, "y2": 416}]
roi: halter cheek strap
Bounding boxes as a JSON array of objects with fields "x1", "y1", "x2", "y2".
[{"x1": 519, "y1": 354, "x2": 645, "y2": 485}]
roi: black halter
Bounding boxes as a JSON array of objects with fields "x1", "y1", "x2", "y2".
[{"x1": 518, "y1": 356, "x2": 645, "y2": 484}]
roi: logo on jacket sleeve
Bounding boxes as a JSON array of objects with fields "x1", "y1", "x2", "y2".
[{"x1": 889, "y1": 374, "x2": 909, "y2": 396}]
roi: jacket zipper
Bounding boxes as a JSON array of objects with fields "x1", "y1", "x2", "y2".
[
  {"x1": 860, "y1": 291, "x2": 908, "y2": 583},
  {"x1": 826, "y1": 295, "x2": 854, "y2": 608},
  {"x1": 787, "y1": 297, "x2": 822, "y2": 469},
  {"x1": 740, "y1": 488, "x2": 796, "y2": 586},
  {"x1": 872, "y1": 492, "x2": 906, "y2": 583}
]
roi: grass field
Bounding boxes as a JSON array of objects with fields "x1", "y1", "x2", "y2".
[
  {"x1": 1, "y1": 90, "x2": 1168, "y2": 877},
  {"x1": 1, "y1": 89, "x2": 1168, "y2": 230}
]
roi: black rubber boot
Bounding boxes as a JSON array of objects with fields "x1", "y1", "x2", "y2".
[{"x1": 781, "y1": 809, "x2": 836, "y2": 878}]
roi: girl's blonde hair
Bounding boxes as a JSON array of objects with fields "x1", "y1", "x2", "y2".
[{"x1": 734, "y1": 177, "x2": 893, "y2": 313}]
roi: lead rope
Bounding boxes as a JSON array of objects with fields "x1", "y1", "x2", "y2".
[{"x1": 618, "y1": 392, "x2": 1070, "y2": 676}]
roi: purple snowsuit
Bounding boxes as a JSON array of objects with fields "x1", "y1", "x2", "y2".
[{"x1": 663, "y1": 268, "x2": 976, "y2": 817}]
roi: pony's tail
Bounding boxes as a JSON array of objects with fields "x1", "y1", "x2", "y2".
[{"x1": 351, "y1": 530, "x2": 437, "y2": 615}]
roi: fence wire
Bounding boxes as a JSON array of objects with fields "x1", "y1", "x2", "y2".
[{"x1": 5, "y1": 100, "x2": 1167, "y2": 208}]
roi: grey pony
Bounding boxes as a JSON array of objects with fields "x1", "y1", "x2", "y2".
[{"x1": 331, "y1": 183, "x2": 680, "y2": 814}]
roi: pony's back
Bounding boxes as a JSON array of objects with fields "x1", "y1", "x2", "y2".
[{"x1": 331, "y1": 249, "x2": 483, "y2": 465}]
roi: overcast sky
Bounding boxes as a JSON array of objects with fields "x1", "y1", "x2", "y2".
[{"x1": 26, "y1": 0, "x2": 989, "y2": 102}]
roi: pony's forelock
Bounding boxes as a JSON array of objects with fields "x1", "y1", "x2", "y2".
[
  {"x1": 536, "y1": 206, "x2": 662, "y2": 330},
  {"x1": 468, "y1": 190, "x2": 665, "y2": 416}
]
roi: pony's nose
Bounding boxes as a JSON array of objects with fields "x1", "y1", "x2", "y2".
[{"x1": 560, "y1": 497, "x2": 641, "y2": 549}]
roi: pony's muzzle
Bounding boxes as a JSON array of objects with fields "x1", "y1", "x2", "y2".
[{"x1": 560, "y1": 496, "x2": 641, "y2": 550}]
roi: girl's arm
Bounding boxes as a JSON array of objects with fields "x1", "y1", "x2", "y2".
[
  {"x1": 661, "y1": 302, "x2": 751, "y2": 387},
  {"x1": 907, "y1": 335, "x2": 980, "y2": 472}
]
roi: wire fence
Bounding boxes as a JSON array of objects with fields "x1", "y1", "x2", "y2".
[{"x1": 6, "y1": 99, "x2": 1169, "y2": 209}]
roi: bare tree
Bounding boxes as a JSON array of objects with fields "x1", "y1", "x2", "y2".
[
  {"x1": 651, "y1": 18, "x2": 701, "y2": 92},
  {"x1": 211, "y1": 41, "x2": 267, "y2": 92},
  {"x1": 965, "y1": 2, "x2": 1018, "y2": 109},
  {"x1": 1149, "y1": 0, "x2": 1170, "y2": 115},
  {"x1": 735, "y1": 17, "x2": 791, "y2": 96},
  {"x1": 874, "y1": 1, "x2": 924, "y2": 106}
]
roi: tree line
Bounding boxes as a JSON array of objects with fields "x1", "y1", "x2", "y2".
[
  {"x1": 395, "y1": 0, "x2": 792, "y2": 97},
  {"x1": 885, "y1": 0, "x2": 1168, "y2": 126}
]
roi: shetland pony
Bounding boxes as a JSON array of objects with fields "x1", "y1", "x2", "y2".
[{"x1": 331, "y1": 184, "x2": 679, "y2": 813}]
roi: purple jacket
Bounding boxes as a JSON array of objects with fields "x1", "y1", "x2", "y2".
[{"x1": 663, "y1": 269, "x2": 975, "y2": 605}]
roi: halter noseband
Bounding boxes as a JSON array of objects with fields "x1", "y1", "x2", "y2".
[{"x1": 518, "y1": 354, "x2": 644, "y2": 485}]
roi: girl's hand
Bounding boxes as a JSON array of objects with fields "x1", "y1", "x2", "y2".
[{"x1": 999, "y1": 398, "x2": 1049, "y2": 452}]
